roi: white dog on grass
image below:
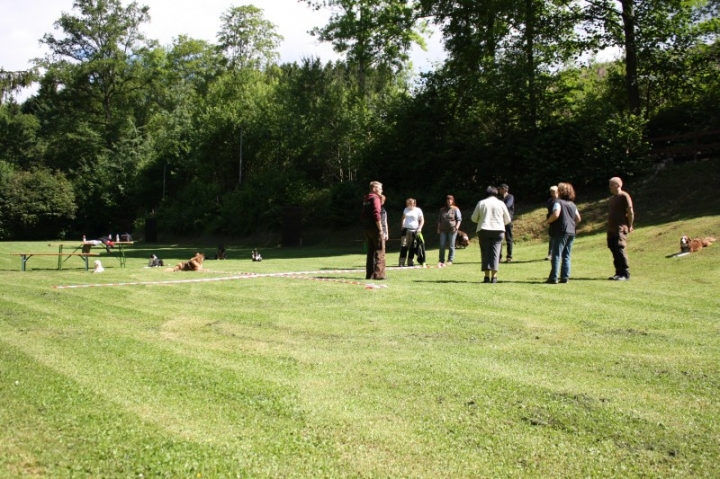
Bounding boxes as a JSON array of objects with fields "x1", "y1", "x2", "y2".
[{"x1": 93, "y1": 260, "x2": 105, "y2": 273}]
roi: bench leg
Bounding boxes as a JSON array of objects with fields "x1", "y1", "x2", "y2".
[
  {"x1": 20, "y1": 255, "x2": 30, "y2": 272},
  {"x1": 82, "y1": 255, "x2": 89, "y2": 271}
]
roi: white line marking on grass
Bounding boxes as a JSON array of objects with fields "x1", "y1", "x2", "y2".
[{"x1": 52, "y1": 268, "x2": 394, "y2": 290}]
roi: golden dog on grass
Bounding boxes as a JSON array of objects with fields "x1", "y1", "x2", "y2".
[
  {"x1": 680, "y1": 235, "x2": 716, "y2": 253},
  {"x1": 167, "y1": 252, "x2": 205, "y2": 272}
]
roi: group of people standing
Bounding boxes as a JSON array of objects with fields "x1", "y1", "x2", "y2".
[
  {"x1": 544, "y1": 176, "x2": 634, "y2": 283},
  {"x1": 362, "y1": 177, "x2": 634, "y2": 283},
  {"x1": 361, "y1": 182, "x2": 466, "y2": 280}
]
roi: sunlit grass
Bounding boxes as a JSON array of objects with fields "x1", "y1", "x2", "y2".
[{"x1": 1, "y1": 209, "x2": 719, "y2": 477}]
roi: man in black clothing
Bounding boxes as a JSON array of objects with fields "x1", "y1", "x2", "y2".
[{"x1": 498, "y1": 184, "x2": 515, "y2": 262}]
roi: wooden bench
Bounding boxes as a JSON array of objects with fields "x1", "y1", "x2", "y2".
[
  {"x1": 48, "y1": 241, "x2": 135, "y2": 268},
  {"x1": 9, "y1": 253, "x2": 100, "y2": 271}
]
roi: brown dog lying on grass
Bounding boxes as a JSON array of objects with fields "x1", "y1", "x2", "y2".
[
  {"x1": 455, "y1": 230, "x2": 470, "y2": 248},
  {"x1": 167, "y1": 252, "x2": 205, "y2": 272},
  {"x1": 680, "y1": 235, "x2": 716, "y2": 253}
]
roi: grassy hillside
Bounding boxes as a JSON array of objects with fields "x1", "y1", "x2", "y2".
[
  {"x1": 0, "y1": 159, "x2": 719, "y2": 478},
  {"x1": 512, "y1": 157, "x2": 720, "y2": 245}
]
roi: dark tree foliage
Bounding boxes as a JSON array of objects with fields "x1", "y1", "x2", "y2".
[{"x1": 2, "y1": 0, "x2": 718, "y2": 239}]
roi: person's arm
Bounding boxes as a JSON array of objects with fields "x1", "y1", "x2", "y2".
[
  {"x1": 418, "y1": 213, "x2": 424, "y2": 231},
  {"x1": 626, "y1": 206, "x2": 634, "y2": 232},
  {"x1": 575, "y1": 209, "x2": 582, "y2": 223},
  {"x1": 503, "y1": 204, "x2": 511, "y2": 225},
  {"x1": 547, "y1": 202, "x2": 560, "y2": 224},
  {"x1": 455, "y1": 207, "x2": 462, "y2": 232},
  {"x1": 471, "y1": 203, "x2": 480, "y2": 224},
  {"x1": 505, "y1": 195, "x2": 515, "y2": 212}
]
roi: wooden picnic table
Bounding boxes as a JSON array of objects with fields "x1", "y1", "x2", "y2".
[
  {"x1": 9, "y1": 252, "x2": 100, "y2": 271},
  {"x1": 48, "y1": 242, "x2": 135, "y2": 268}
]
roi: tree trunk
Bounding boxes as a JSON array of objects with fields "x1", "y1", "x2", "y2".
[{"x1": 620, "y1": 0, "x2": 641, "y2": 115}]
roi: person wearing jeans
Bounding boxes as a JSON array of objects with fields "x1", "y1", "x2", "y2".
[
  {"x1": 546, "y1": 182, "x2": 581, "y2": 284},
  {"x1": 437, "y1": 195, "x2": 462, "y2": 266}
]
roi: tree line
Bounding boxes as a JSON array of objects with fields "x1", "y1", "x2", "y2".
[{"x1": 1, "y1": 0, "x2": 718, "y2": 240}]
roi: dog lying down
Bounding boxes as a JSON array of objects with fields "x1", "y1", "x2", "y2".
[
  {"x1": 167, "y1": 252, "x2": 205, "y2": 272},
  {"x1": 93, "y1": 260, "x2": 104, "y2": 273},
  {"x1": 680, "y1": 235, "x2": 716, "y2": 253}
]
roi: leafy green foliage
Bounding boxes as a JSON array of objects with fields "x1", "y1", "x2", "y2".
[{"x1": 0, "y1": 164, "x2": 76, "y2": 239}]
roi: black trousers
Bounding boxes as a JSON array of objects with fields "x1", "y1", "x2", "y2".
[
  {"x1": 502, "y1": 223, "x2": 513, "y2": 259},
  {"x1": 607, "y1": 231, "x2": 630, "y2": 278}
]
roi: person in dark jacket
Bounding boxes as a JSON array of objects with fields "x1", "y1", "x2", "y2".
[
  {"x1": 498, "y1": 184, "x2": 515, "y2": 262},
  {"x1": 361, "y1": 181, "x2": 386, "y2": 280},
  {"x1": 546, "y1": 182, "x2": 581, "y2": 283}
]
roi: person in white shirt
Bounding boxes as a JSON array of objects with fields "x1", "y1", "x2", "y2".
[
  {"x1": 471, "y1": 186, "x2": 511, "y2": 283},
  {"x1": 398, "y1": 198, "x2": 424, "y2": 267}
]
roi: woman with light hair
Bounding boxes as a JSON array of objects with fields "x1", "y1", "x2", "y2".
[{"x1": 471, "y1": 186, "x2": 512, "y2": 283}]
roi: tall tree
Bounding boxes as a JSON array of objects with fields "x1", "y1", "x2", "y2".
[
  {"x1": 34, "y1": 0, "x2": 156, "y2": 232},
  {"x1": 583, "y1": 0, "x2": 714, "y2": 116},
  {"x1": 301, "y1": 0, "x2": 427, "y2": 95},
  {"x1": 217, "y1": 5, "x2": 283, "y2": 70}
]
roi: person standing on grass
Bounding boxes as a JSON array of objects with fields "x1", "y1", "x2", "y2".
[
  {"x1": 437, "y1": 195, "x2": 462, "y2": 267},
  {"x1": 607, "y1": 177, "x2": 634, "y2": 281},
  {"x1": 546, "y1": 182, "x2": 581, "y2": 284},
  {"x1": 471, "y1": 186, "x2": 511, "y2": 283},
  {"x1": 398, "y1": 198, "x2": 424, "y2": 267},
  {"x1": 497, "y1": 184, "x2": 515, "y2": 262},
  {"x1": 545, "y1": 185, "x2": 559, "y2": 260},
  {"x1": 361, "y1": 181, "x2": 386, "y2": 280}
]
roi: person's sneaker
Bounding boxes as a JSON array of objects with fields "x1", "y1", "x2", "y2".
[
  {"x1": 483, "y1": 277, "x2": 490, "y2": 283},
  {"x1": 546, "y1": 278, "x2": 558, "y2": 284},
  {"x1": 545, "y1": 255, "x2": 551, "y2": 261},
  {"x1": 609, "y1": 275, "x2": 629, "y2": 281},
  {"x1": 446, "y1": 261, "x2": 452, "y2": 266},
  {"x1": 437, "y1": 262, "x2": 445, "y2": 268},
  {"x1": 505, "y1": 257, "x2": 513, "y2": 263},
  {"x1": 491, "y1": 277, "x2": 498, "y2": 283},
  {"x1": 560, "y1": 278, "x2": 569, "y2": 283}
]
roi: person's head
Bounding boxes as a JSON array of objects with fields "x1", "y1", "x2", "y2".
[
  {"x1": 550, "y1": 185, "x2": 558, "y2": 198},
  {"x1": 445, "y1": 195, "x2": 455, "y2": 206},
  {"x1": 609, "y1": 177, "x2": 623, "y2": 195},
  {"x1": 485, "y1": 186, "x2": 498, "y2": 198},
  {"x1": 370, "y1": 181, "x2": 383, "y2": 195},
  {"x1": 557, "y1": 182, "x2": 576, "y2": 201},
  {"x1": 405, "y1": 198, "x2": 417, "y2": 208},
  {"x1": 498, "y1": 184, "x2": 509, "y2": 196}
]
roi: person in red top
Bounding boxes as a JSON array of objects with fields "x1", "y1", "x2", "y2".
[
  {"x1": 607, "y1": 177, "x2": 634, "y2": 281},
  {"x1": 361, "y1": 181, "x2": 386, "y2": 280}
]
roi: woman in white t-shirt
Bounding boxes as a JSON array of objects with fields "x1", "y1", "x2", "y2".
[{"x1": 399, "y1": 198, "x2": 424, "y2": 266}]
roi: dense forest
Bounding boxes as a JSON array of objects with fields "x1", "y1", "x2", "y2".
[{"x1": 1, "y1": 0, "x2": 718, "y2": 240}]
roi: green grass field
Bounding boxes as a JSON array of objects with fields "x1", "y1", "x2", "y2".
[{"x1": 2, "y1": 163, "x2": 720, "y2": 477}]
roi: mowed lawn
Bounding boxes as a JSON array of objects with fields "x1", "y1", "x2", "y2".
[{"x1": 1, "y1": 216, "x2": 719, "y2": 477}]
